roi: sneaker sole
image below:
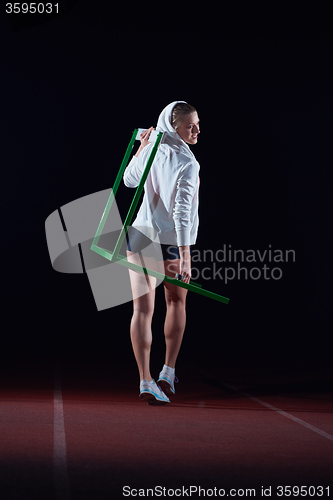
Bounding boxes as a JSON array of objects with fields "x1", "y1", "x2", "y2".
[
  {"x1": 157, "y1": 379, "x2": 175, "y2": 397},
  {"x1": 139, "y1": 391, "x2": 169, "y2": 405}
]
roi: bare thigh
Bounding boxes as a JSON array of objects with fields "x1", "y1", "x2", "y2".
[
  {"x1": 163, "y1": 258, "x2": 188, "y2": 304},
  {"x1": 126, "y1": 251, "x2": 160, "y2": 313}
]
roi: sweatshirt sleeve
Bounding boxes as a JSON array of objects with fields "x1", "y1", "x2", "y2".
[
  {"x1": 123, "y1": 143, "x2": 155, "y2": 187},
  {"x1": 173, "y1": 161, "x2": 199, "y2": 247},
  {"x1": 123, "y1": 156, "x2": 143, "y2": 188}
]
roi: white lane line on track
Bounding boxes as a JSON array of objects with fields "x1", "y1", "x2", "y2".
[
  {"x1": 54, "y1": 370, "x2": 71, "y2": 499},
  {"x1": 223, "y1": 383, "x2": 333, "y2": 443}
]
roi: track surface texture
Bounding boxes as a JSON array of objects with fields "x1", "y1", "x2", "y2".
[{"x1": 1, "y1": 362, "x2": 332, "y2": 499}]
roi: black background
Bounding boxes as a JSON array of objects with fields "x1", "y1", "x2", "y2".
[{"x1": 1, "y1": 2, "x2": 332, "y2": 374}]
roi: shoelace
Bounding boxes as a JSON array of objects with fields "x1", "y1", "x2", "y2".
[{"x1": 151, "y1": 382, "x2": 167, "y2": 396}]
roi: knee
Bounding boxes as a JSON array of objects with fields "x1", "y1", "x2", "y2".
[
  {"x1": 132, "y1": 309, "x2": 154, "y2": 340},
  {"x1": 166, "y1": 296, "x2": 186, "y2": 309},
  {"x1": 133, "y1": 305, "x2": 154, "y2": 319}
]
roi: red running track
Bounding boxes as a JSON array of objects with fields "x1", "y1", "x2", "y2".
[{"x1": 0, "y1": 363, "x2": 332, "y2": 499}]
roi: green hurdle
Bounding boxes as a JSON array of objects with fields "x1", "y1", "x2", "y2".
[{"x1": 91, "y1": 129, "x2": 230, "y2": 305}]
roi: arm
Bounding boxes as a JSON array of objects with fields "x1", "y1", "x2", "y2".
[
  {"x1": 173, "y1": 162, "x2": 199, "y2": 283},
  {"x1": 123, "y1": 127, "x2": 154, "y2": 187},
  {"x1": 134, "y1": 127, "x2": 154, "y2": 157},
  {"x1": 179, "y1": 245, "x2": 191, "y2": 284},
  {"x1": 173, "y1": 162, "x2": 199, "y2": 245}
]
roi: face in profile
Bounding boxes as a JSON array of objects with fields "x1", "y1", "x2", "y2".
[{"x1": 176, "y1": 112, "x2": 200, "y2": 145}]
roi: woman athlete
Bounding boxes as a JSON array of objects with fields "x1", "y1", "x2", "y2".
[{"x1": 123, "y1": 101, "x2": 200, "y2": 405}]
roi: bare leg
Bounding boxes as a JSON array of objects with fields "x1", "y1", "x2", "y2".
[
  {"x1": 163, "y1": 258, "x2": 188, "y2": 369},
  {"x1": 127, "y1": 251, "x2": 157, "y2": 381}
]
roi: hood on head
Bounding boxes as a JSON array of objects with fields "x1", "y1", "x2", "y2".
[
  {"x1": 155, "y1": 101, "x2": 195, "y2": 157},
  {"x1": 156, "y1": 101, "x2": 187, "y2": 134}
]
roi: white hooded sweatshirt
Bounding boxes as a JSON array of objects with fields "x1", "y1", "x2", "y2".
[{"x1": 123, "y1": 101, "x2": 200, "y2": 247}]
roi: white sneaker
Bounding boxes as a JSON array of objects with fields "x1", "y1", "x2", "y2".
[
  {"x1": 157, "y1": 366, "x2": 179, "y2": 397},
  {"x1": 139, "y1": 379, "x2": 170, "y2": 405}
]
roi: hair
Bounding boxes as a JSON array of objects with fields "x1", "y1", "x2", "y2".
[{"x1": 171, "y1": 102, "x2": 197, "y2": 130}]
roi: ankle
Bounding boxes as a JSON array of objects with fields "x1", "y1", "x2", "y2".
[{"x1": 163, "y1": 364, "x2": 175, "y2": 373}]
